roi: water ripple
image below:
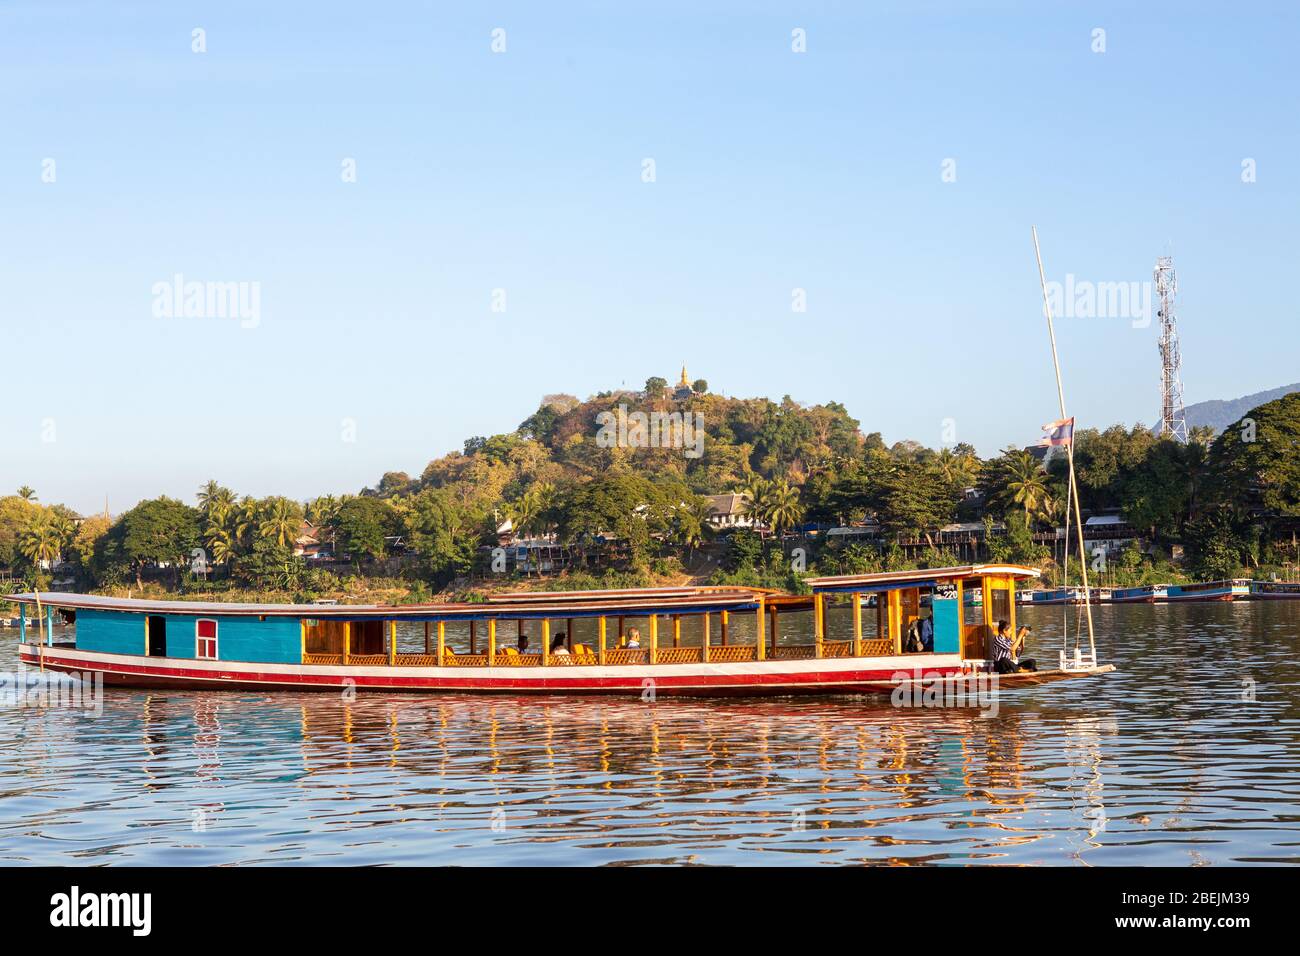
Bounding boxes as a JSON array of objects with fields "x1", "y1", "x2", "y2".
[{"x1": 1, "y1": 602, "x2": 1298, "y2": 864}]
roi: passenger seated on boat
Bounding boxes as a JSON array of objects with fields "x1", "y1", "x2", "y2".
[
  {"x1": 1013, "y1": 626, "x2": 1037, "y2": 672},
  {"x1": 517, "y1": 634, "x2": 530, "y2": 653},
  {"x1": 919, "y1": 612, "x2": 933, "y2": 653},
  {"x1": 622, "y1": 628, "x2": 642, "y2": 649},
  {"x1": 550, "y1": 634, "x2": 570, "y2": 656},
  {"x1": 904, "y1": 620, "x2": 924, "y2": 653},
  {"x1": 990, "y1": 621, "x2": 1016, "y2": 674}
]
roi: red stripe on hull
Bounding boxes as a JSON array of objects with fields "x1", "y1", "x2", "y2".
[{"x1": 20, "y1": 647, "x2": 968, "y2": 697}]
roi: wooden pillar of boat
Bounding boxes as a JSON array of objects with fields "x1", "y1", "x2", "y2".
[
  {"x1": 388, "y1": 621, "x2": 397, "y2": 666},
  {"x1": 18, "y1": 605, "x2": 25, "y2": 643},
  {"x1": 424, "y1": 621, "x2": 431, "y2": 655},
  {"x1": 814, "y1": 593, "x2": 824, "y2": 658},
  {"x1": 648, "y1": 615, "x2": 658, "y2": 664},
  {"x1": 702, "y1": 612, "x2": 710, "y2": 663},
  {"x1": 978, "y1": 577, "x2": 996, "y2": 660},
  {"x1": 672, "y1": 615, "x2": 681, "y2": 648},
  {"x1": 300, "y1": 620, "x2": 307, "y2": 662},
  {"x1": 566, "y1": 617, "x2": 574, "y2": 651},
  {"x1": 343, "y1": 621, "x2": 351, "y2": 665},
  {"x1": 541, "y1": 619, "x2": 551, "y2": 666},
  {"x1": 470, "y1": 620, "x2": 477, "y2": 655},
  {"x1": 46, "y1": 607, "x2": 54, "y2": 646},
  {"x1": 888, "y1": 591, "x2": 902, "y2": 655},
  {"x1": 618, "y1": 616, "x2": 624, "y2": 643},
  {"x1": 876, "y1": 595, "x2": 885, "y2": 648},
  {"x1": 955, "y1": 578, "x2": 965, "y2": 656},
  {"x1": 770, "y1": 606, "x2": 778, "y2": 656},
  {"x1": 436, "y1": 621, "x2": 446, "y2": 666},
  {"x1": 852, "y1": 592, "x2": 863, "y2": 656},
  {"x1": 488, "y1": 619, "x2": 496, "y2": 666},
  {"x1": 598, "y1": 616, "x2": 607, "y2": 665},
  {"x1": 755, "y1": 597, "x2": 766, "y2": 661},
  {"x1": 1007, "y1": 577, "x2": 1017, "y2": 640},
  {"x1": 720, "y1": 610, "x2": 729, "y2": 645}
]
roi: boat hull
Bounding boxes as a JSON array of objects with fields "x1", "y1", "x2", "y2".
[{"x1": 18, "y1": 645, "x2": 1110, "y2": 697}]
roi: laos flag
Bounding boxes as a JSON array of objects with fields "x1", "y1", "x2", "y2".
[{"x1": 1039, "y1": 417, "x2": 1075, "y2": 447}]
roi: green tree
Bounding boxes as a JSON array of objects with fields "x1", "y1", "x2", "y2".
[
  {"x1": 334, "y1": 496, "x2": 395, "y2": 562},
  {"x1": 406, "y1": 488, "x2": 487, "y2": 580},
  {"x1": 105, "y1": 497, "x2": 201, "y2": 587}
]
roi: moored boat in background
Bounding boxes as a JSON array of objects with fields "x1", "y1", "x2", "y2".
[
  {"x1": 1165, "y1": 579, "x2": 1251, "y2": 602},
  {"x1": 1111, "y1": 584, "x2": 1170, "y2": 603},
  {"x1": 1249, "y1": 581, "x2": 1300, "y2": 600},
  {"x1": 1021, "y1": 587, "x2": 1090, "y2": 606}
]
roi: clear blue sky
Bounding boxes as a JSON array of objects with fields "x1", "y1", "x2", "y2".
[{"x1": 2, "y1": 1, "x2": 1297, "y2": 515}]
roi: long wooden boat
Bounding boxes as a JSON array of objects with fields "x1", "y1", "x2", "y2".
[
  {"x1": 1164, "y1": 579, "x2": 1251, "y2": 602},
  {"x1": 7, "y1": 565, "x2": 1112, "y2": 697},
  {"x1": 1249, "y1": 581, "x2": 1300, "y2": 600},
  {"x1": 1020, "y1": 586, "x2": 1090, "y2": 606},
  {"x1": 1110, "y1": 584, "x2": 1170, "y2": 603}
]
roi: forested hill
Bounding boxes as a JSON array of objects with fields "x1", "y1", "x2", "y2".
[
  {"x1": 1181, "y1": 383, "x2": 1300, "y2": 435},
  {"x1": 4, "y1": 381, "x2": 1299, "y2": 597}
]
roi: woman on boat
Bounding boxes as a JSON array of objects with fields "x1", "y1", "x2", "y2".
[
  {"x1": 991, "y1": 621, "x2": 1017, "y2": 674},
  {"x1": 1013, "y1": 625, "x2": 1037, "y2": 672},
  {"x1": 550, "y1": 633, "x2": 570, "y2": 656}
]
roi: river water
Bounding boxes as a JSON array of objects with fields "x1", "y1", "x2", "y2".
[{"x1": 1, "y1": 601, "x2": 1297, "y2": 865}]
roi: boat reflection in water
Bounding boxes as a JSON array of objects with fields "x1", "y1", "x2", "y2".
[{"x1": 47, "y1": 687, "x2": 1121, "y2": 865}]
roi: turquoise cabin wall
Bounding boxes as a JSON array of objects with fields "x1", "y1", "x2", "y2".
[
  {"x1": 74, "y1": 609, "x2": 146, "y2": 655},
  {"x1": 931, "y1": 597, "x2": 961, "y2": 653},
  {"x1": 162, "y1": 614, "x2": 300, "y2": 664},
  {"x1": 74, "y1": 609, "x2": 301, "y2": 663}
]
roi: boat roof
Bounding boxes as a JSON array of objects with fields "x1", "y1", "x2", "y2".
[
  {"x1": 6, "y1": 566, "x2": 1038, "y2": 619},
  {"x1": 805, "y1": 564, "x2": 1040, "y2": 592},
  {"x1": 2, "y1": 588, "x2": 768, "y2": 620}
]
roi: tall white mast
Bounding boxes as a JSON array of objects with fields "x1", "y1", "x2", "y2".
[{"x1": 1031, "y1": 227, "x2": 1096, "y2": 662}]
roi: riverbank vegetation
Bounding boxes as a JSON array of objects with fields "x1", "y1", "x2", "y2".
[{"x1": 2, "y1": 385, "x2": 1296, "y2": 606}]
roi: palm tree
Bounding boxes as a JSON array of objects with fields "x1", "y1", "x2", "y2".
[
  {"x1": 16, "y1": 486, "x2": 36, "y2": 501},
  {"x1": 763, "y1": 478, "x2": 804, "y2": 538},
  {"x1": 206, "y1": 527, "x2": 238, "y2": 568},
  {"x1": 997, "y1": 450, "x2": 1051, "y2": 524},
  {"x1": 233, "y1": 497, "x2": 260, "y2": 550},
  {"x1": 936, "y1": 448, "x2": 978, "y2": 489},
  {"x1": 673, "y1": 496, "x2": 715, "y2": 556},
  {"x1": 306, "y1": 495, "x2": 341, "y2": 528},
  {"x1": 197, "y1": 481, "x2": 234, "y2": 525},
  {"x1": 744, "y1": 477, "x2": 773, "y2": 534},
  {"x1": 19, "y1": 515, "x2": 62, "y2": 568},
  {"x1": 258, "y1": 499, "x2": 301, "y2": 549}
]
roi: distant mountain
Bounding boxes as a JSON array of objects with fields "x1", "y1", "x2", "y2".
[{"x1": 1177, "y1": 383, "x2": 1300, "y2": 435}]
